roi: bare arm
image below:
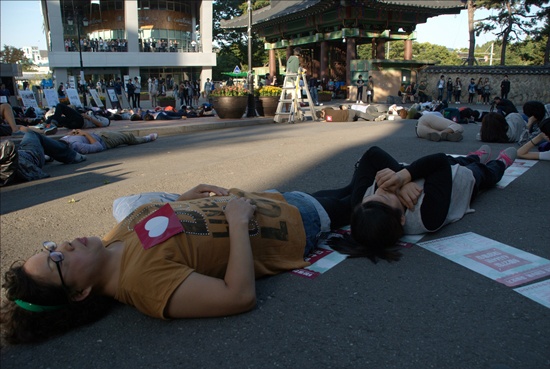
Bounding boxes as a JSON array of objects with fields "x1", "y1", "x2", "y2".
[
  {"x1": 176, "y1": 184, "x2": 229, "y2": 201},
  {"x1": 165, "y1": 197, "x2": 257, "y2": 318},
  {"x1": 518, "y1": 132, "x2": 547, "y2": 160}
]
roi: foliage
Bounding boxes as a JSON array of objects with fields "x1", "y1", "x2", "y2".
[
  {"x1": 213, "y1": 0, "x2": 244, "y2": 45},
  {"x1": 0, "y1": 45, "x2": 37, "y2": 71},
  {"x1": 158, "y1": 95, "x2": 176, "y2": 101},
  {"x1": 474, "y1": 0, "x2": 549, "y2": 65},
  {"x1": 357, "y1": 41, "x2": 462, "y2": 65},
  {"x1": 238, "y1": 0, "x2": 270, "y2": 13},
  {"x1": 212, "y1": 1, "x2": 269, "y2": 80},
  {"x1": 211, "y1": 85, "x2": 250, "y2": 96},
  {"x1": 255, "y1": 86, "x2": 282, "y2": 96}
]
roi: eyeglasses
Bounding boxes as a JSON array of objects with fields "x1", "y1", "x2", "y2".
[{"x1": 43, "y1": 241, "x2": 68, "y2": 290}]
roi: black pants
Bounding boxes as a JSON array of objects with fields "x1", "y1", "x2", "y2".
[
  {"x1": 48, "y1": 103, "x2": 84, "y2": 129},
  {"x1": 134, "y1": 92, "x2": 141, "y2": 108}
]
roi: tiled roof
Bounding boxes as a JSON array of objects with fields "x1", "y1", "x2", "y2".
[{"x1": 221, "y1": 0, "x2": 466, "y2": 29}]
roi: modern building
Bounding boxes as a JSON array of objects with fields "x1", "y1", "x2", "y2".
[{"x1": 40, "y1": 0, "x2": 215, "y2": 90}]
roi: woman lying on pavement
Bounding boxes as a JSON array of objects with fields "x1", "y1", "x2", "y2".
[
  {"x1": 328, "y1": 145, "x2": 517, "y2": 262},
  {"x1": 2, "y1": 147, "x2": 385, "y2": 344}
]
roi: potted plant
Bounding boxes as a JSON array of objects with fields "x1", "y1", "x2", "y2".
[
  {"x1": 211, "y1": 85, "x2": 250, "y2": 119},
  {"x1": 157, "y1": 95, "x2": 176, "y2": 107},
  {"x1": 318, "y1": 90, "x2": 332, "y2": 102},
  {"x1": 255, "y1": 86, "x2": 282, "y2": 116}
]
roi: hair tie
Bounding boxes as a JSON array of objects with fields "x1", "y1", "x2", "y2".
[{"x1": 14, "y1": 299, "x2": 65, "y2": 313}]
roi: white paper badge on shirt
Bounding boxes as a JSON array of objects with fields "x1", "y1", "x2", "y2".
[{"x1": 134, "y1": 204, "x2": 184, "y2": 249}]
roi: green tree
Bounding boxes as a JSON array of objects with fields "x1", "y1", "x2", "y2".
[
  {"x1": 0, "y1": 45, "x2": 36, "y2": 71},
  {"x1": 213, "y1": 0, "x2": 269, "y2": 79},
  {"x1": 475, "y1": 0, "x2": 548, "y2": 65}
]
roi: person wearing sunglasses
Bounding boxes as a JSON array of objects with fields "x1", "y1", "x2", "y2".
[{"x1": 2, "y1": 145, "x2": 387, "y2": 344}]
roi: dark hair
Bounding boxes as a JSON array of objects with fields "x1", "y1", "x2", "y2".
[
  {"x1": 522, "y1": 101, "x2": 546, "y2": 122},
  {"x1": 459, "y1": 107, "x2": 474, "y2": 120},
  {"x1": 293, "y1": 47, "x2": 301, "y2": 55},
  {"x1": 130, "y1": 113, "x2": 142, "y2": 121},
  {"x1": 539, "y1": 117, "x2": 550, "y2": 136},
  {"x1": 328, "y1": 202, "x2": 403, "y2": 263},
  {"x1": 144, "y1": 113, "x2": 154, "y2": 121},
  {"x1": 480, "y1": 112, "x2": 509, "y2": 143},
  {"x1": 1, "y1": 262, "x2": 113, "y2": 344}
]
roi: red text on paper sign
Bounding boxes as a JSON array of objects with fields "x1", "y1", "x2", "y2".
[{"x1": 465, "y1": 248, "x2": 530, "y2": 272}]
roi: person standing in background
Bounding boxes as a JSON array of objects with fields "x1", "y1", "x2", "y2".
[
  {"x1": 148, "y1": 78, "x2": 158, "y2": 107},
  {"x1": 437, "y1": 75, "x2": 445, "y2": 102},
  {"x1": 203, "y1": 78, "x2": 212, "y2": 100},
  {"x1": 356, "y1": 75, "x2": 364, "y2": 104},
  {"x1": 366, "y1": 76, "x2": 374, "y2": 103},
  {"x1": 467, "y1": 78, "x2": 476, "y2": 104},
  {"x1": 133, "y1": 77, "x2": 141, "y2": 109},
  {"x1": 446, "y1": 77, "x2": 454, "y2": 103},
  {"x1": 500, "y1": 75, "x2": 511, "y2": 100}
]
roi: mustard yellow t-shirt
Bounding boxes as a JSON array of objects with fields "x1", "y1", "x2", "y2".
[{"x1": 102, "y1": 189, "x2": 308, "y2": 318}]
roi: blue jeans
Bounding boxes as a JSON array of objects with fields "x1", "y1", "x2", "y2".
[
  {"x1": 446, "y1": 155, "x2": 506, "y2": 202},
  {"x1": 19, "y1": 130, "x2": 78, "y2": 164},
  {"x1": 438, "y1": 88, "x2": 444, "y2": 101},
  {"x1": 309, "y1": 87, "x2": 318, "y2": 104},
  {"x1": 283, "y1": 191, "x2": 330, "y2": 256}
]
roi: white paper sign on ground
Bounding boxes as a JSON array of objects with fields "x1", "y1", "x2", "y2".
[
  {"x1": 496, "y1": 159, "x2": 537, "y2": 188},
  {"x1": 18, "y1": 90, "x2": 39, "y2": 109},
  {"x1": 66, "y1": 88, "x2": 82, "y2": 107},
  {"x1": 418, "y1": 232, "x2": 550, "y2": 288},
  {"x1": 44, "y1": 89, "x2": 60, "y2": 108},
  {"x1": 89, "y1": 89, "x2": 104, "y2": 107},
  {"x1": 514, "y1": 279, "x2": 550, "y2": 309}
]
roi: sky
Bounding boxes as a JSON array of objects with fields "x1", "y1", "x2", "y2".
[{"x1": 0, "y1": 0, "x2": 496, "y2": 51}]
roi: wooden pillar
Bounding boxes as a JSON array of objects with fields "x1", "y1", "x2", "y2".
[
  {"x1": 269, "y1": 49, "x2": 276, "y2": 76},
  {"x1": 286, "y1": 46, "x2": 292, "y2": 61},
  {"x1": 376, "y1": 39, "x2": 386, "y2": 59},
  {"x1": 404, "y1": 40, "x2": 413, "y2": 60},
  {"x1": 320, "y1": 41, "x2": 329, "y2": 82},
  {"x1": 346, "y1": 38, "x2": 357, "y2": 86},
  {"x1": 371, "y1": 38, "x2": 377, "y2": 59}
]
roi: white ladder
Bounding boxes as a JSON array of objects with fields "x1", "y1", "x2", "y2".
[{"x1": 273, "y1": 72, "x2": 318, "y2": 123}]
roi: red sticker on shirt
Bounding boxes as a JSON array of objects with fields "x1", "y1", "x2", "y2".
[
  {"x1": 134, "y1": 203, "x2": 184, "y2": 249},
  {"x1": 326, "y1": 115, "x2": 333, "y2": 122}
]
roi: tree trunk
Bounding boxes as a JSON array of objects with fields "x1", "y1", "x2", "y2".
[
  {"x1": 467, "y1": 0, "x2": 476, "y2": 66},
  {"x1": 545, "y1": 34, "x2": 550, "y2": 65}
]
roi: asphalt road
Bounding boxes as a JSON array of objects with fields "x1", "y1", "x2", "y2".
[{"x1": 1, "y1": 118, "x2": 549, "y2": 369}]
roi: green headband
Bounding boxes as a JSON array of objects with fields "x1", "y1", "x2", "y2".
[{"x1": 14, "y1": 299, "x2": 65, "y2": 313}]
